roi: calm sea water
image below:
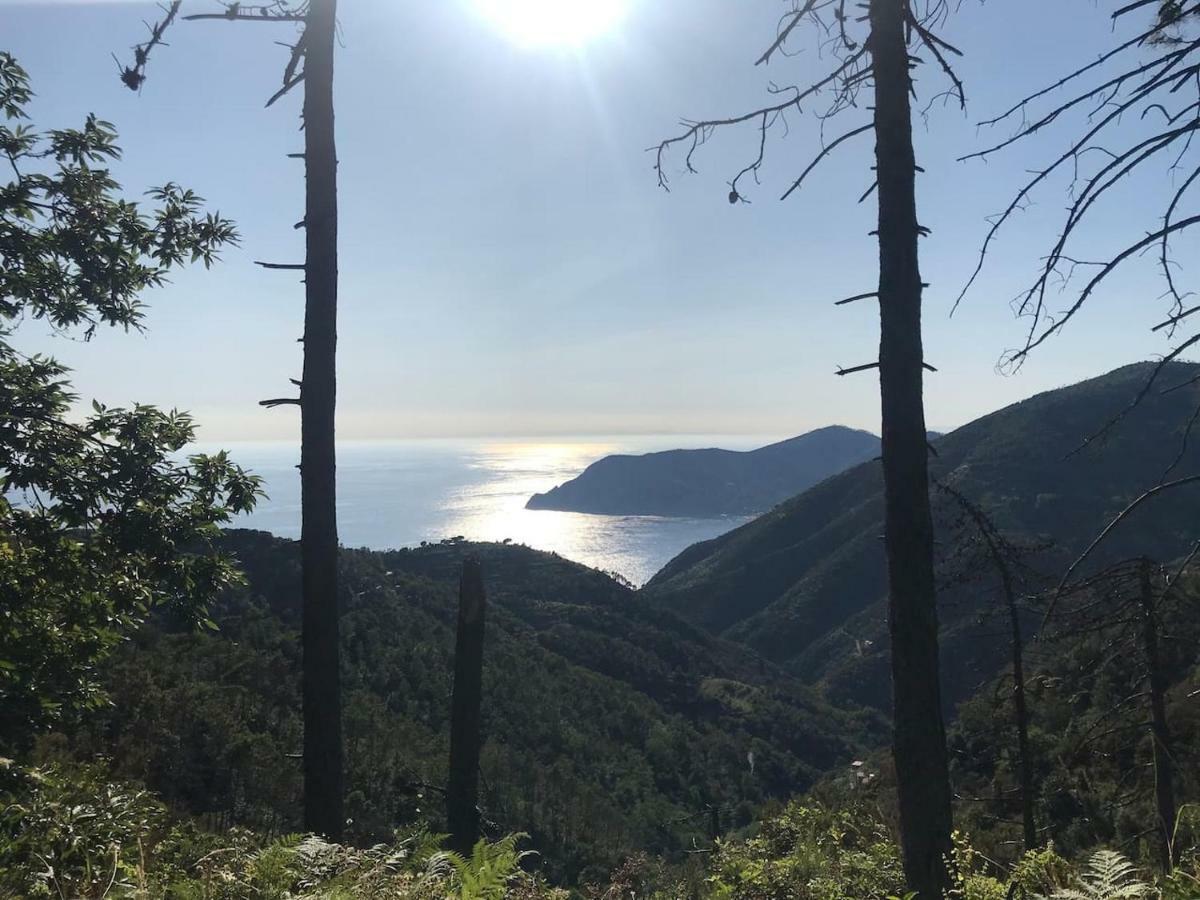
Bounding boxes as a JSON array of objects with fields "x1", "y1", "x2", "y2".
[{"x1": 200, "y1": 436, "x2": 768, "y2": 586}]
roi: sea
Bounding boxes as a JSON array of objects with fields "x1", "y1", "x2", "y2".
[{"x1": 203, "y1": 435, "x2": 772, "y2": 586}]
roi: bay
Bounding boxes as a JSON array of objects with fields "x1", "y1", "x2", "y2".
[{"x1": 201, "y1": 435, "x2": 770, "y2": 586}]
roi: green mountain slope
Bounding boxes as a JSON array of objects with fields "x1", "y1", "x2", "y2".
[
  {"x1": 73, "y1": 531, "x2": 882, "y2": 883},
  {"x1": 949, "y1": 584, "x2": 1200, "y2": 858},
  {"x1": 642, "y1": 362, "x2": 1200, "y2": 709},
  {"x1": 526, "y1": 426, "x2": 881, "y2": 517}
]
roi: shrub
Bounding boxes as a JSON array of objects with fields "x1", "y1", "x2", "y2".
[{"x1": 703, "y1": 799, "x2": 905, "y2": 900}]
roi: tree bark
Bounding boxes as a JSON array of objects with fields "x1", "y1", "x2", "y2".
[
  {"x1": 300, "y1": 0, "x2": 343, "y2": 841},
  {"x1": 869, "y1": 0, "x2": 953, "y2": 894},
  {"x1": 1138, "y1": 559, "x2": 1177, "y2": 872},
  {"x1": 447, "y1": 558, "x2": 487, "y2": 854}
]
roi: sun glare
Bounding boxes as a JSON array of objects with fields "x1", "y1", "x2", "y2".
[{"x1": 473, "y1": 0, "x2": 628, "y2": 48}]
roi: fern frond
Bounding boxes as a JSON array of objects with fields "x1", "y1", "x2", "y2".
[
  {"x1": 420, "y1": 848, "x2": 464, "y2": 883},
  {"x1": 1036, "y1": 850, "x2": 1152, "y2": 900}
]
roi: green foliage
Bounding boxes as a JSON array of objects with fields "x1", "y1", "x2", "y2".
[
  {"x1": 63, "y1": 531, "x2": 880, "y2": 884},
  {"x1": 0, "y1": 758, "x2": 166, "y2": 898},
  {"x1": 0, "y1": 54, "x2": 260, "y2": 743},
  {"x1": 1035, "y1": 850, "x2": 1153, "y2": 900},
  {"x1": 420, "y1": 834, "x2": 539, "y2": 900},
  {"x1": 1160, "y1": 863, "x2": 1200, "y2": 900},
  {"x1": 948, "y1": 569, "x2": 1200, "y2": 864},
  {"x1": 0, "y1": 760, "x2": 561, "y2": 899},
  {"x1": 2, "y1": 763, "x2": 1196, "y2": 898},
  {"x1": 53, "y1": 529, "x2": 1189, "y2": 884},
  {"x1": 1010, "y1": 845, "x2": 1075, "y2": 896},
  {"x1": 946, "y1": 830, "x2": 1007, "y2": 900},
  {"x1": 702, "y1": 799, "x2": 905, "y2": 900}
]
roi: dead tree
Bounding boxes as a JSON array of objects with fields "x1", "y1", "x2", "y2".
[
  {"x1": 652, "y1": 3, "x2": 963, "y2": 892},
  {"x1": 1137, "y1": 558, "x2": 1179, "y2": 871},
  {"x1": 937, "y1": 481, "x2": 1044, "y2": 851},
  {"x1": 1050, "y1": 508, "x2": 1199, "y2": 871},
  {"x1": 955, "y1": 7, "x2": 1200, "y2": 861},
  {"x1": 119, "y1": 0, "x2": 345, "y2": 839},
  {"x1": 1052, "y1": 472, "x2": 1200, "y2": 868},
  {"x1": 1049, "y1": 559, "x2": 1183, "y2": 870},
  {"x1": 957, "y1": 1, "x2": 1200, "y2": 430},
  {"x1": 447, "y1": 558, "x2": 488, "y2": 854}
]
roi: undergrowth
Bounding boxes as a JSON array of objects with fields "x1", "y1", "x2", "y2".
[{"x1": 2, "y1": 762, "x2": 1197, "y2": 899}]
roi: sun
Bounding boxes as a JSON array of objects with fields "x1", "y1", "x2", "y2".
[{"x1": 473, "y1": 0, "x2": 629, "y2": 48}]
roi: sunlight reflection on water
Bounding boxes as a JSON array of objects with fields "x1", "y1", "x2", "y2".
[{"x1": 199, "y1": 436, "x2": 765, "y2": 586}]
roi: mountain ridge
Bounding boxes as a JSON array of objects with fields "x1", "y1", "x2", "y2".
[
  {"x1": 526, "y1": 425, "x2": 882, "y2": 517},
  {"x1": 642, "y1": 361, "x2": 1200, "y2": 710}
]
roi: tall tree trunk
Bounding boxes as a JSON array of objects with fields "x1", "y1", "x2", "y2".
[
  {"x1": 447, "y1": 559, "x2": 487, "y2": 854},
  {"x1": 1138, "y1": 559, "x2": 1177, "y2": 872},
  {"x1": 869, "y1": 0, "x2": 952, "y2": 894},
  {"x1": 300, "y1": 0, "x2": 343, "y2": 841}
]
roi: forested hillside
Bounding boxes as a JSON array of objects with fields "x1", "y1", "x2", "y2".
[
  {"x1": 8, "y1": 0, "x2": 1200, "y2": 895},
  {"x1": 949, "y1": 585, "x2": 1200, "y2": 860},
  {"x1": 644, "y1": 362, "x2": 1200, "y2": 709},
  {"x1": 58, "y1": 531, "x2": 881, "y2": 883}
]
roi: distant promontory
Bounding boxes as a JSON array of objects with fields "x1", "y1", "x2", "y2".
[{"x1": 525, "y1": 426, "x2": 882, "y2": 518}]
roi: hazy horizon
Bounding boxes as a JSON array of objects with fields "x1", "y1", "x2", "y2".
[{"x1": 6, "y1": 0, "x2": 1198, "y2": 443}]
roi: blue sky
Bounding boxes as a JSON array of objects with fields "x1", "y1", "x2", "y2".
[{"x1": 4, "y1": 0, "x2": 1195, "y2": 440}]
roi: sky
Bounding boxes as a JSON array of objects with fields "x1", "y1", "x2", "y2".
[{"x1": 3, "y1": 0, "x2": 1197, "y2": 441}]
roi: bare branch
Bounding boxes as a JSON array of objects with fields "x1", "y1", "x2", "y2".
[
  {"x1": 836, "y1": 291, "x2": 879, "y2": 305},
  {"x1": 652, "y1": 48, "x2": 866, "y2": 192},
  {"x1": 1056, "y1": 474, "x2": 1200, "y2": 597},
  {"x1": 1007, "y1": 216, "x2": 1200, "y2": 365},
  {"x1": 266, "y1": 72, "x2": 305, "y2": 108},
  {"x1": 183, "y1": 11, "x2": 305, "y2": 23},
  {"x1": 907, "y1": 11, "x2": 965, "y2": 109},
  {"x1": 836, "y1": 362, "x2": 880, "y2": 376},
  {"x1": 978, "y1": 3, "x2": 1200, "y2": 130},
  {"x1": 780, "y1": 123, "x2": 872, "y2": 200},
  {"x1": 119, "y1": 1, "x2": 182, "y2": 91},
  {"x1": 756, "y1": 0, "x2": 821, "y2": 66},
  {"x1": 255, "y1": 260, "x2": 307, "y2": 270}
]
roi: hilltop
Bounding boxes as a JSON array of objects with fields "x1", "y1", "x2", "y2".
[
  {"x1": 525, "y1": 426, "x2": 881, "y2": 517},
  {"x1": 642, "y1": 362, "x2": 1200, "y2": 709}
]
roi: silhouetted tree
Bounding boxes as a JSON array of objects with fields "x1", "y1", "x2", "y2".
[
  {"x1": 1050, "y1": 492, "x2": 1200, "y2": 872},
  {"x1": 1136, "y1": 558, "x2": 1179, "y2": 871},
  {"x1": 961, "y1": 22, "x2": 1200, "y2": 858},
  {"x1": 119, "y1": 0, "x2": 345, "y2": 839},
  {"x1": 937, "y1": 480, "x2": 1047, "y2": 851},
  {"x1": 957, "y1": 34, "x2": 1200, "y2": 858},
  {"x1": 653, "y1": 2, "x2": 963, "y2": 892},
  {"x1": 959, "y1": 2, "x2": 1200, "y2": 422}
]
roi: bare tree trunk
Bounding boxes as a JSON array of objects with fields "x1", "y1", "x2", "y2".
[
  {"x1": 869, "y1": 0, "x2": 952, "y2": 894},
  {"x1": 938, "y1": 481, "x2": 1037, "y2": 850},
  {"x1": 300, "y1": 0, "x2": 343, "y2": 841},
  {"x1": 1138, "y1": 558, "x2": 1177, "y2": 872},
  {"x1": 447, "y1": 558, "x2": 487, "y2": 854}
]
